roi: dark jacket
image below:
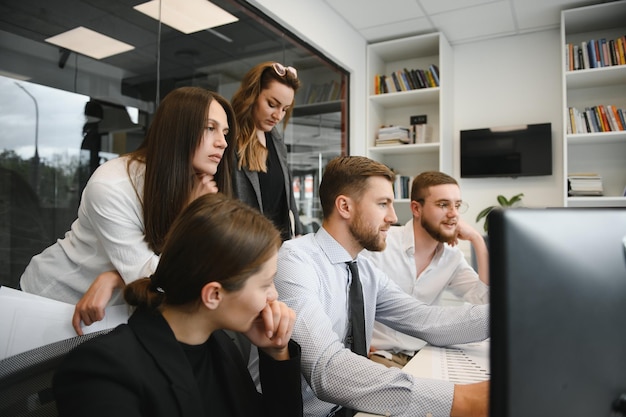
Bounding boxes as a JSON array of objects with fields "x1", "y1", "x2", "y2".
[
  {"x1": 53, "y1": 308, "x2": 302, "y2": 417},
  {"x1": 232, "y1": 128, "x2": 303, "y2": 238}
]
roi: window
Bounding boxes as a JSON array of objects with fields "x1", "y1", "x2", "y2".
[{"x1": 0, "y1": 0, "x2": 347, "y2": 287}]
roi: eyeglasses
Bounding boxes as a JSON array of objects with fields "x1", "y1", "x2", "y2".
[
  {"x1": 272, "y1": 62, "x2": 298, "y2": 78},
  {"x1": 418, "y1": 199, "x2": 469, "y2": 214}
]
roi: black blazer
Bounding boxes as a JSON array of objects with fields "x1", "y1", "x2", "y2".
[
  {"x1": 232, "y1": 128, "x2": 303, "y2": 238},
  {"x1": 53, "y1": 309, "x2": 302, "y2": 417}
]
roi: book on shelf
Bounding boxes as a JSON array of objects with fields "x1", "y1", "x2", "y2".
[
  {"x1": 374, "y1": 64, "x2": 440, "y2": 94},
  {"x1": 565, "y1": 35, "x2": 626, "y2": 70},
  {"x1": 567, "y1": 173, "x2": 604, "y2": 196},
  {"x1": 567, "y1": 105, "x2": 626, "y2": 133},
  {"x1": 374, "y1": 74, "x2": 381, "y2": 95},
  {"x1": 429, "y1": 64, "x2": 440, "y2": 86},
  {"x1": 391, "y1": 72, "x2": 402, "y2": 92},
  {"x1": 393, "y1": 174, "x2": 413, "y2": 199},
  {"x1": 375, "y1": 138, "x2": 411, "y2": 146},
  {"x1": 412, "y1": 123, "x2": 433, "y2": 143},
  {"x1": 581, "y1": 41, "x2": 590, "y2": 70},
  {"x1": 378, "y1": 125, "x2": 411, "y2": 134},
  {"x1": 608, "y1": 105, "x2": 625, "y2": 131},
  {"x1": 375, "y1": 125, "x2": 411, "y2": 146},
  {"x1": 618, "y1": 38, "x2": 626, "y2": 65}
]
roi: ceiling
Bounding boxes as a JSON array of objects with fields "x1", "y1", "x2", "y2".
[
  {"x1": 0, "y1": 0, "x2": 320, "y2": 102},
  {"x1": 0, "y1": 0, "x2": 614, "y2": 97},
  {"x1": 322, "y1": 0, "x2": 612, "y2": 45}
]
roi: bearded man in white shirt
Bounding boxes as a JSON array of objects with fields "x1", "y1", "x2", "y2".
[{"x1": 365, "y1": 171, "x2": 489, "y2": 368}]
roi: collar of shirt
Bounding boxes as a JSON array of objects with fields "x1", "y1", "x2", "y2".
[
  {"x1": 403, "y1": 219, "x2": 446, "y2": 267},
  {"x1": 315, "y1": 226, "x2": 357, "y2": 265},
  {"x1": 401, "y1": 219, "x2": 415, "y2": 256}
]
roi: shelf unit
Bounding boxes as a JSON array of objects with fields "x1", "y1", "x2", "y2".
[
  {"x1": 561, "y1": 1, "x2": 626, "y2": 208},
  {"x1": 366, "y1": 32, "x2": 453, "y2": 222}
]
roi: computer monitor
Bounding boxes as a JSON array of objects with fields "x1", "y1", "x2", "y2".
[{"x1": 489, "y1": 207, "x2": 626, "y2": 417}]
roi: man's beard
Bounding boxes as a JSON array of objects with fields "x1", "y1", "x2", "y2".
[
  {"x1": 421, "y1": 216, "x2": 456, "y2": 244},
  {"x1": 350, "y1": 212, "x2": 386, "y2": 252}
]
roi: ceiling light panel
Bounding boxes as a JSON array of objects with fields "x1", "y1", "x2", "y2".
[
  {"x1": 133, "y1": 0, "x2": 239, "y2": 34},
  {"x1": 45, "y1": 27, "x2": 135, "y2": 60}
]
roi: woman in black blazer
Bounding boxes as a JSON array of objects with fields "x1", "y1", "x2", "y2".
[
  {"x1": 231, "y1": 61, "x2": 303, "y2": 241},
  {"x1": 53, "y1": 193, "x2": 302, "y2": 417}
]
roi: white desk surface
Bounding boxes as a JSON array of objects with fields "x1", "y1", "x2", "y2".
[{"x1": 355, "y1": 340, "x2": 490, "y2": 417}]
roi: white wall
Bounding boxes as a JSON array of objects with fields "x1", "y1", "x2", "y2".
[{"x1": 453, "y1": 30, "x2": 565, "y2": 234}]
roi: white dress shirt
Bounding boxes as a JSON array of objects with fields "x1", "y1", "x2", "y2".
[
  {"x1": 364, "y1": 220, "x2": 489, "y2": 355},
  {"x1": 272, "y1": 227, "x2": 489, "y2": 417},
  {"x1": 20, "y1": 156, "x2": 159, "y2": 304}
]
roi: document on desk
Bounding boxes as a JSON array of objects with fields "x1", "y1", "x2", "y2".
[
  {"x1": 354, "y1": 341, "x2": 490, "y2": 417},
  {"x1": 0, "y1": 286, "x2": 130, "y2": 360},
  {"x1": 404, "y1": 340, "x2": 490, "y2": 384}
]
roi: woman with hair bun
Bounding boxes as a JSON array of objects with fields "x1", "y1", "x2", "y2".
[{"x1": 53, "y1": 193, "x2": 302, "y2": 417}]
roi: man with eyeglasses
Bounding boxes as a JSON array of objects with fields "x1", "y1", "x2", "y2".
[
  {"x1": 253, "y1": 156, "x2": 489, "y2": 417},
  {"x1": 364, "y1": 171, "x2": 489, "y2": 368}
]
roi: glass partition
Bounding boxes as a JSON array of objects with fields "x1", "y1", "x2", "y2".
[{"x1": 0, "y1": 0, "x2": 348, "y2": 287}]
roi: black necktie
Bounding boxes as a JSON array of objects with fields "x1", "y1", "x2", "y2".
[{"x1": 346, "y1": 261, "x2": 367, "y2": 357}]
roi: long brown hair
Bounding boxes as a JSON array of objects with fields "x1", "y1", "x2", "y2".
[
  {"x1": 124, "y1": 193, "x2": 281, "y2": 309},
  {"x1": 231, "y1": 61, "x2": 300, "y2": 172},
  {"x1": 128, "y1": 87, "x2": 237, "y2": 254}
]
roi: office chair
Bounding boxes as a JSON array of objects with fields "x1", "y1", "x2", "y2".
[{"x1": 0, "y1": 329, "x2": 112, "y2": 417}]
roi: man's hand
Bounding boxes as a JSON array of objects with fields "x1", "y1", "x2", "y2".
[
  {"x1": 454, "y1": 218, "x2": 490, "y2": 284},
  {"x1": 72, "y1": 270, "x2": 125, "y2": 335},
  {"x1": 244, "y1": 300, "x2": 296, "y2": 361},
  {"x1": 450, "y1": 381, "x2": 489, "y2": 417},
  {"x1": 454, "y1": 218, "x2": 482, "y2": 243}
]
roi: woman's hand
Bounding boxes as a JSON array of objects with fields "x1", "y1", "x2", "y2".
[
  {"x1": 190, "y1": 173, "x2": 218, "y2": 203},
  {"x1": 244, "y1": 300, "x2": 296, "y2": 360},
  {"x1": 72, "y1": 270, "x2": 125, "y2": 335}
]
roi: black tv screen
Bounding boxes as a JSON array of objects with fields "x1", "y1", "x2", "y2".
[{"x1": 460, "y1": 123, "x2": 552, "y2": 178}]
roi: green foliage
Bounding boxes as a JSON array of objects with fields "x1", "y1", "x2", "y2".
[
  {"x1": 0, "y1": 149, "x2": 82, "y2": 209},
  {"x1": 475, "y1": 193, "x2": 524, "y2": 233}
]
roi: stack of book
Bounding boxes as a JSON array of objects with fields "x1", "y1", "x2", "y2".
[
  {"x1": 413, "y1": 123, "x2": 433, "y2": 144},
  {"x1": 375, "y1": 125, "x2": 411, "y2": 146},
  {"x1": 568, "y1": 173, "x2": 604, "y2": 196}
]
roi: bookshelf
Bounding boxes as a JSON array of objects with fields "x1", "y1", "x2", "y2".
[
  {"x1": 367, "y1": 33, "x2": 453, "y2": 223},
  {"x1": 366, "y1": 33, "x2": 453, "y2": 222},
  {"x1": 561, "y1": 1, "x2": 626, "y2": 208}
]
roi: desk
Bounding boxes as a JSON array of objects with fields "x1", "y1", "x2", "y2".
[{"x1": 355, "y1": 340, "x2": 490, "y2": 417}]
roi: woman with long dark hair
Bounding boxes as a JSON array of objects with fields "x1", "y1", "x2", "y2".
[{"x1": 20, "y1": 87, "x2": 237, "y2": 334}]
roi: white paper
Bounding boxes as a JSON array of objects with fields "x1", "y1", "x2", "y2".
[
  {"x1": 423, "y1": 340, "x2": 490, "y2": 384},
  {"x1": 0, "y1": 286, "x2": 130, "y2": 360}
]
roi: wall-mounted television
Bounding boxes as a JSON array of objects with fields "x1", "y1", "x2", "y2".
[{"x1": 460, "y1": 123, "x2": 552, "y2": 178}]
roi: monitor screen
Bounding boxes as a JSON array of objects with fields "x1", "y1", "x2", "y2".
[
  {"x1": 488, "y1": 207, "x2": 626, "y2": 417},
  {"x1": 460, "y1": 123, "x2": 552, "y2": 178}
]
